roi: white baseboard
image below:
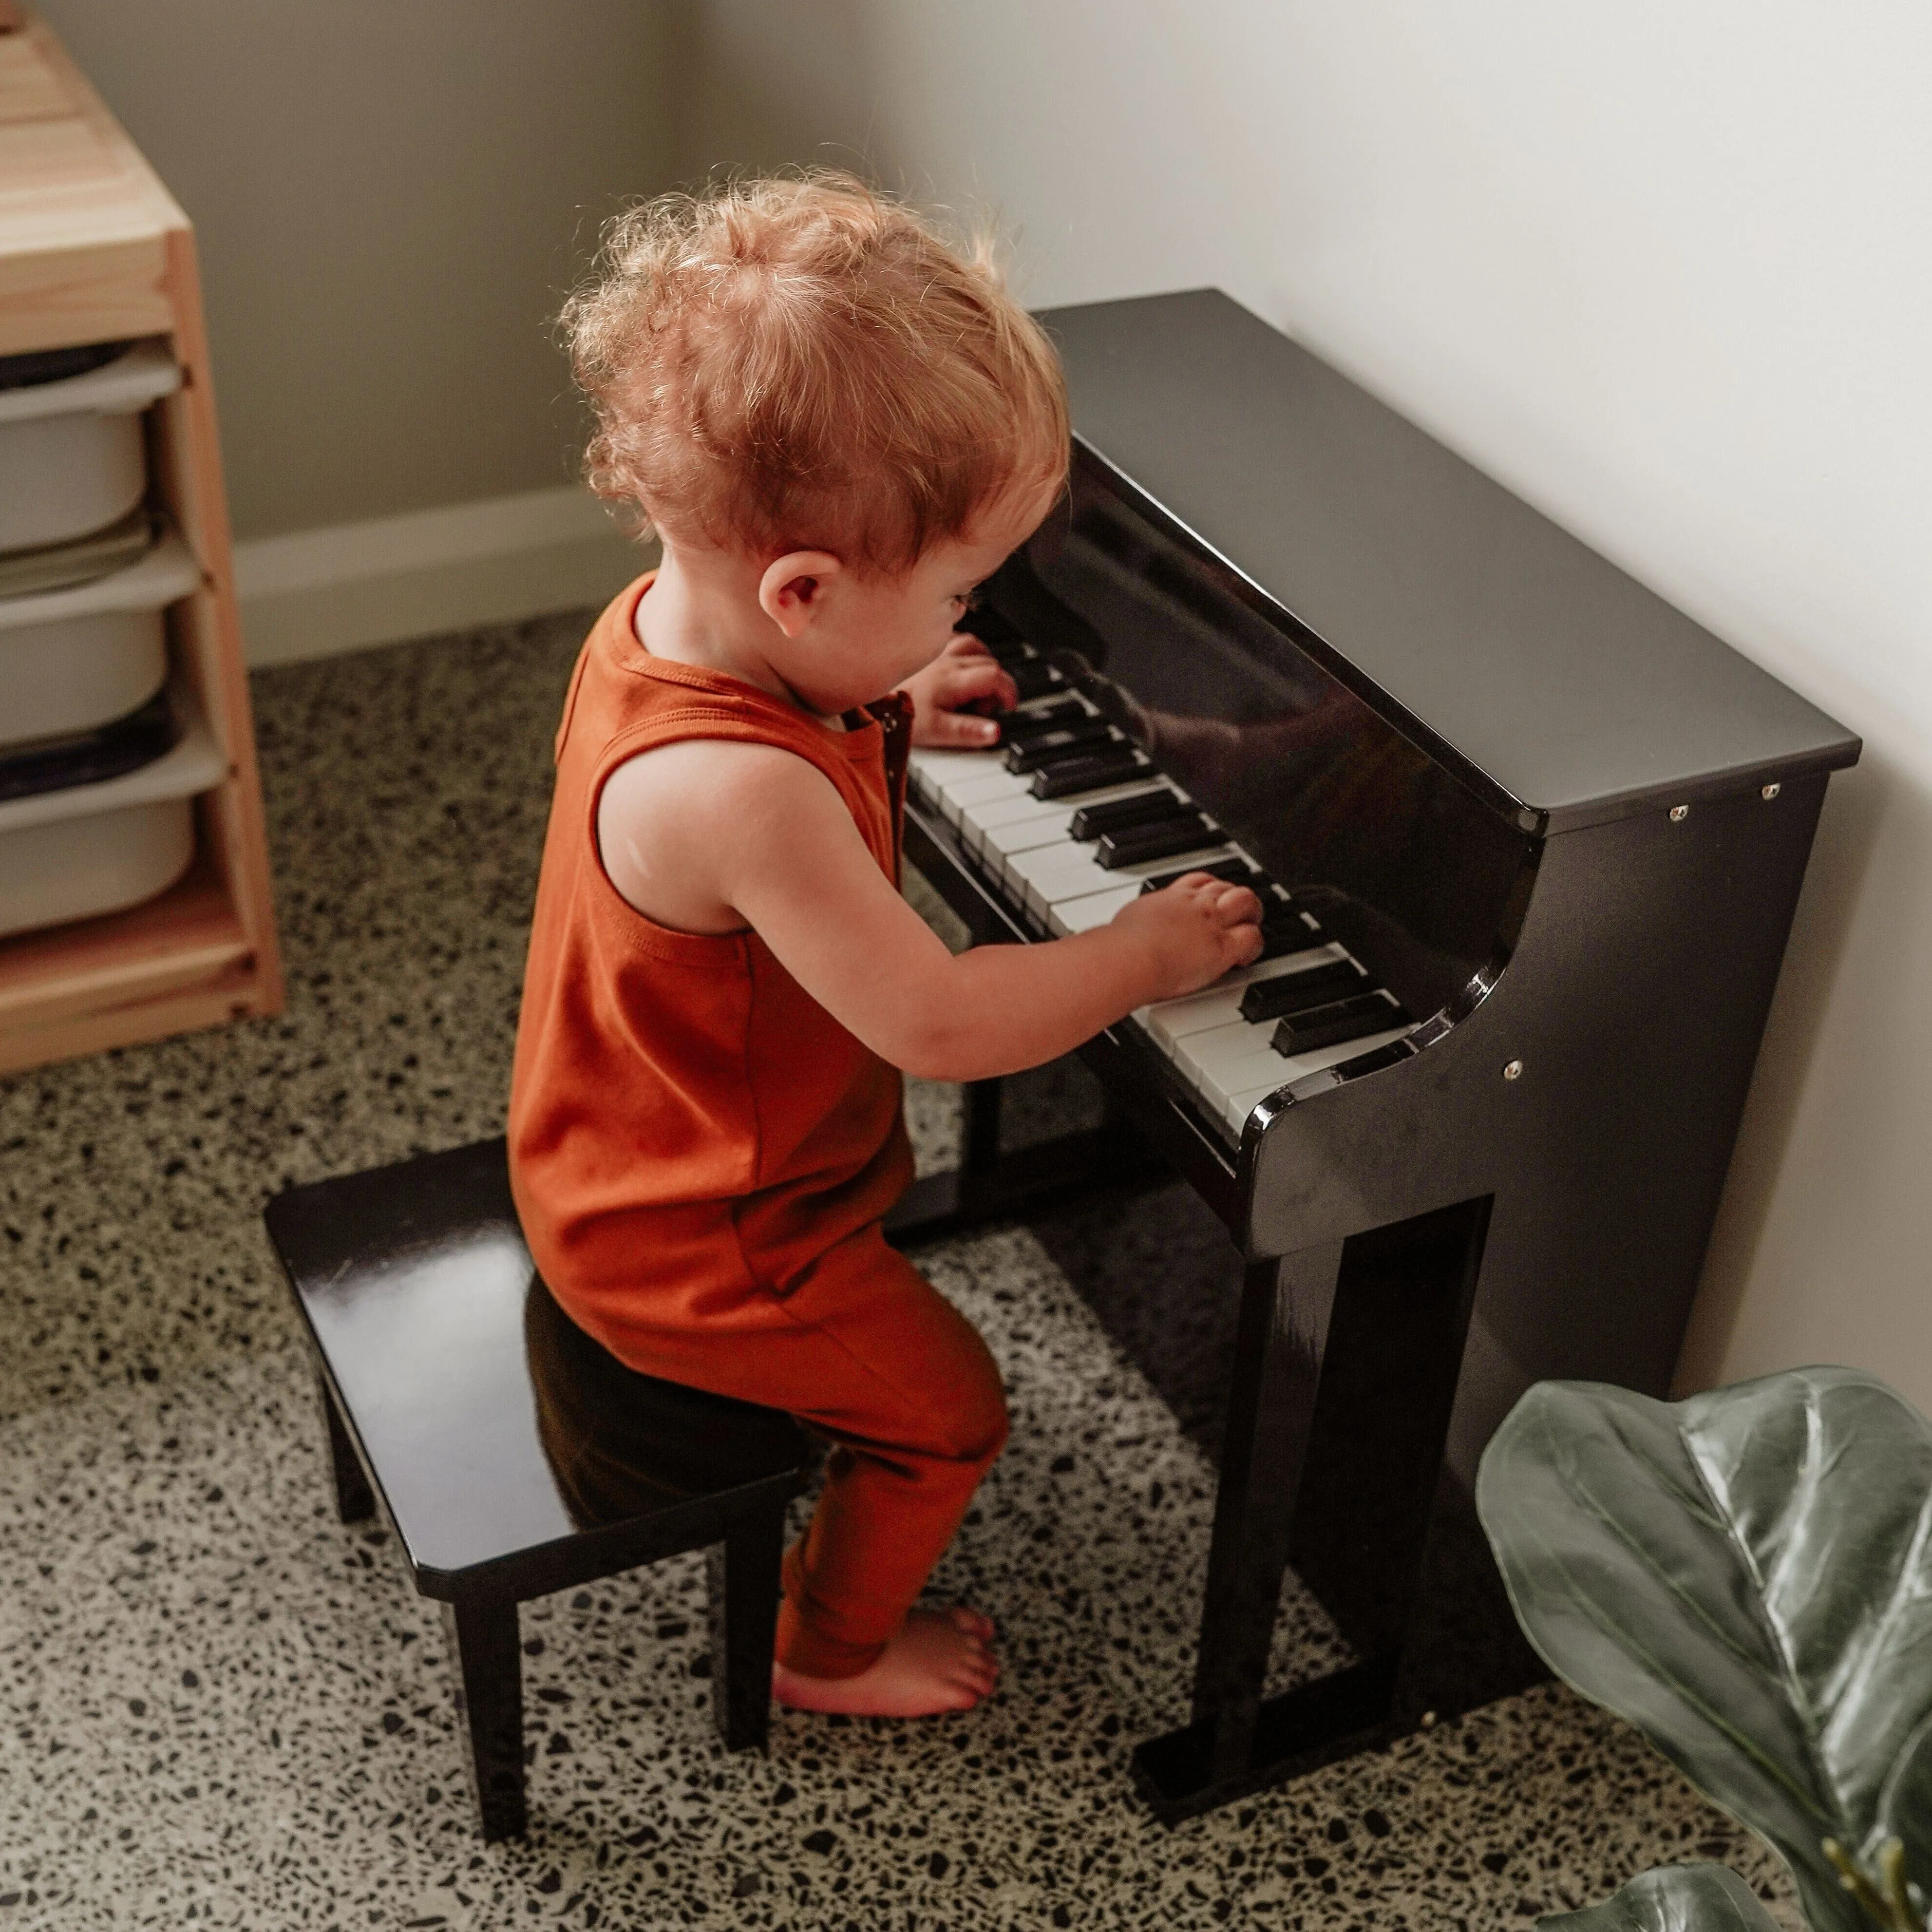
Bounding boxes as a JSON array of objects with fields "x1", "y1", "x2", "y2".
[{"x1": 233, "y1": 486, "x2": 649, "y2": 667}]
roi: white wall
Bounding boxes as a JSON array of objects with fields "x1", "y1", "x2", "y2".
[
  {"x1": 36, "y1": 0, "x2": 673, "y2": 653},
  {"x1": 710, "y1": 1, "x2": 1932, "y2": 1407}
]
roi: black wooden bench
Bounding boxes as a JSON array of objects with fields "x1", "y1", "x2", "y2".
[{"x1": 263, "y1": 1137, "x2": 816, "y2": 1840}]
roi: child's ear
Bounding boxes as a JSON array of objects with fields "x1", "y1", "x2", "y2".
[{"x1": 758, "y1": 550, "x2": 843, "y2": 638}]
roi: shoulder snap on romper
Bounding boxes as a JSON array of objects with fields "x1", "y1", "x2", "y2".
[{"x1": 508, "y1": 574, "x2": 1008, "y2": 1678}]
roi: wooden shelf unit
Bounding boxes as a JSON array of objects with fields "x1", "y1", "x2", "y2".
[{"x1": 0, "y1": 13, "x2": 282, "y2": 1076}]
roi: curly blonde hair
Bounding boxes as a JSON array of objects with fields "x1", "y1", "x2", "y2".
[{"x1": 561, "y1": 172, "x2": 1069, "y2": 574}]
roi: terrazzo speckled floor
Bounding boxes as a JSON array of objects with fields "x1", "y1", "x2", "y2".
[{"x1": 0, "y1": 611, "x2": 1799, "y2": 1930}]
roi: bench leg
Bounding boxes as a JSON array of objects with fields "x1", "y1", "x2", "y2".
[
  {"x1": 440, "y1": 1594, "x2": 526, "y2": 1840},
  {"x1": 707, "y1": 1499, "x2": 788, "y2": 1751},
  {"x1": 316, "y1": 1371, "x2": 375, "y2": 1524}
]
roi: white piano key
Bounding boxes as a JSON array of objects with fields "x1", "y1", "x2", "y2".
[
  {"x1": 980, "y1": 807, "x2": 1087, "y2": 860},
  {"x1": 1047, "y1": 886, "x2": 1141, "y2": 935},
  {"x1": 1006, "y1": 838, "x2": 1236, "y2": 921},
  {"x1": 1181, "y1": 1019, "x2": 1299, "y2": 1107},
  {"x1": 920, "y1": 704, "x2": 1114, "y2": 823},
  {"x1": 966, "y1": 777, "x2": 1167, "y2": 832},
  {"x1": 1219, "y1": 1026, "x2": 1416, "y2": 1136},
  {"x1": 908, "y1": 747, "x2": 1002, "y2": 801},
  {"x1": 942, "y1": 771, "x2": 1033, "y2": 827},
  {"x1": 939, "y1": 777, "x2": 1028, "y2": 826},
  {"x1": 966, "y1": 779, "x2": 1175, "y2": 861},
  {"x1": 958, "y1": 791, "x2": 1061, "y2": 852},
  {"x1": 1026, "y1": 777, "x2": 1174, "y2": 827},
  {"x1": 1135, "y1": 946, "x2": 1345, "y2": 1047},
  {"x1": 961, "y1": 799, "x2": 1060, "y2": 857}
]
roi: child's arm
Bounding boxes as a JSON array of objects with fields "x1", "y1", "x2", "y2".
[{"x1": 598, "y1": 738, "x2": 1262, "y2": 1083}]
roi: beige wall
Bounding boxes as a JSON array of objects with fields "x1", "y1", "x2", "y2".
[
  {"x1": 37, "y1": 0, "x2": 677, "y2": 541},
  {"x1": 667, "y1": 0, "x2": 874, "y2": 184}
]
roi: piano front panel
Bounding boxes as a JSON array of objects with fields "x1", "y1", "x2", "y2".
[{"x1": 994, "y1": 449, "x2": 1541, "y2": 1028}]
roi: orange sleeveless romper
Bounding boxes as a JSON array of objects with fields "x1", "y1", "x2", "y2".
[{"x1": 508, "y1": 573, "x2": 1008, "y2": 1678}]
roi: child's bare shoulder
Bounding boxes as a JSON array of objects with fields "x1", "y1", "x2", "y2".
[
  {"x1": 600, "y1": 733, "x2": 846, "y2": 826},
  {"x1": 596, "y1": 736, "x2": 856, "y2": 931}
]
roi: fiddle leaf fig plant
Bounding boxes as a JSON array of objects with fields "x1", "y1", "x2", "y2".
[
  {"x1": 1539, "y1": 1863, "x2": 1784, "y2": 1932},
  {"x1": 1475, "y1": 1367, "x2": 1932, "y2": 1932}
]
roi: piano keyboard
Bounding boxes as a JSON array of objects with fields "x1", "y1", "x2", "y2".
[{"x1": 908, "y1": 660, "x2": 1418, "y2": 1142}]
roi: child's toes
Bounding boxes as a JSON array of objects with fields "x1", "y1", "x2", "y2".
[
  {"x1": 954, "y1": 1660, "x2": 998, "y2": 1701},
  {"x1": 947, "y1": 1605, "x2": 997, "y2": 1640}
]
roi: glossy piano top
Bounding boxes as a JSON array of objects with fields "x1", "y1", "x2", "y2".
[{"x1": 1042, "y1": 291, "x2": 1859, "y2": 833}]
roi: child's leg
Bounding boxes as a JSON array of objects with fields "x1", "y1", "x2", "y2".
[
  {"x1": 765, "y1": 1233, "x2": 1008, "y2": 1704},
  {"x1": 583, "y1": 1224, "x2": 1008, "y2": 1713}
]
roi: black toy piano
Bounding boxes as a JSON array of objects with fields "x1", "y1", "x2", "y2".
[{"x1": 894, "y1": 290, "x2": 1861, "y2": 1822}]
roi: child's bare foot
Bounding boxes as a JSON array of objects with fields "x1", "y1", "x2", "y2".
[{"x1": 772, "y1": 1607, "x2": 998, "y2": 1716}]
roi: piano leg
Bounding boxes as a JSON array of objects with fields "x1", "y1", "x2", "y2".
[
  {"x1": 962, "y1": 1077, "x2": 1004, "y2": 1176},
  {"x1": 1132, "y1": 1244, "x2": 1389, "y2": 1818},
  {"x1": 1191, "y1": 1246, "x2": 1344, "y2": 1770},
  {"x1": 1132, "y1": 1199, "x2": 1490, "y2": 1823}
]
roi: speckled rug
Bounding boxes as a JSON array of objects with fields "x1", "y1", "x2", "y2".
[{"x1": 0, "y1": 612, "x2": 1797, "y2": 1930}]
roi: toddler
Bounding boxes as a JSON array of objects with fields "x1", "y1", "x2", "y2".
[{"x1": 507, "y1": 175, "x2": 1261, "y2": 1718}]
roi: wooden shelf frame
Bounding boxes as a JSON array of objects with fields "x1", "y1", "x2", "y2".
[{"x1": 0, "y1": 12, "x2": 283, "y2": 1075}]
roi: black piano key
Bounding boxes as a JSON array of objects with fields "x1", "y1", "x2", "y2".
[
  {"x1": 1237, "y1": 960, "x2": 1367, "y2": 1023},
  {"x1": 1258, "y1": 914, "x2": 1326, "y2": 958},
  {"x1": 1272, "y1": 993, "x2": 1409, "y2": 1056},
  {"x1": 1030, "y1": 746, "x2": 1152, "y2": 798},
  {"x1": 993, "y1": 698, "x2": 1086, "y2": 743},
  {"x1": 1334, "y1": 1038, "x2": 1417, "y2": 1078},
  {"x1": 1097, "y1": 813, "x2": 1221, "y2": 869},
  {"x1": 1138, "y1": 858, "x2": 1264, "y2": 894},
  {"x1": 1008, "y1": 658, "x2": 1063, "y2": 701},
  {"x1": 1069, "y1": 788, "x2": 1187, "y2": 841},
  {"x1": 1005, "y1": 720, "x2": 1116, "y2": 773}
]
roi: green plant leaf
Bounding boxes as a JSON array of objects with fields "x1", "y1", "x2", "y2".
[
  {"x1": 1476, "y1": 1367, "x2": 1932, "y2": 1932},
  {"x1": 1538, "y1": 1864, "x2": 1786, "y2": 1932}
]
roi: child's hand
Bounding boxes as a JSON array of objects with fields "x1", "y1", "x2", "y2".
[
  {"x1": 899, "y1": 636, "x2": 1018, "y2": 747},
  {"x1": 1110, "y1": 873, "x2": 1264, "y2": 999}
]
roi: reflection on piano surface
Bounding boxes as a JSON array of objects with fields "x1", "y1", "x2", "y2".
[
  {"x1": 909, "y1": 606, "x2": 1424, "y2": 1140},
  {"x1": 897, "y1": 289, "x2": 1862, "y2": 1821}
]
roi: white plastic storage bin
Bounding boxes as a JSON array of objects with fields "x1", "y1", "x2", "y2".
[
  {"x1": 0, "y1": 676, "x2": 225, "y2": 939},
  {"x1": 0, "y1": 341, "x2": 182, "y2": 553},
  {"x1": 0, "y1": 531, "x2": 200, "y2": 747},
  {"x1": 0, "y1": 798, "x2": 194, "y2": 936}
]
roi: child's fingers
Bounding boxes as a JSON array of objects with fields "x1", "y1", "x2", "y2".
[
  {"x1": 945, "y1": 657, "x2": 1018, "y2": 711},
  {"x1": 1166, "y1": 874, "x2": 1262, "y2": 923},
  {"x1": 921, "y1": 707, "x2": 1003, "y2": 748},
  {"x1": 1212, "y1": 883, "x2": 1263, "y2": 926}
]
